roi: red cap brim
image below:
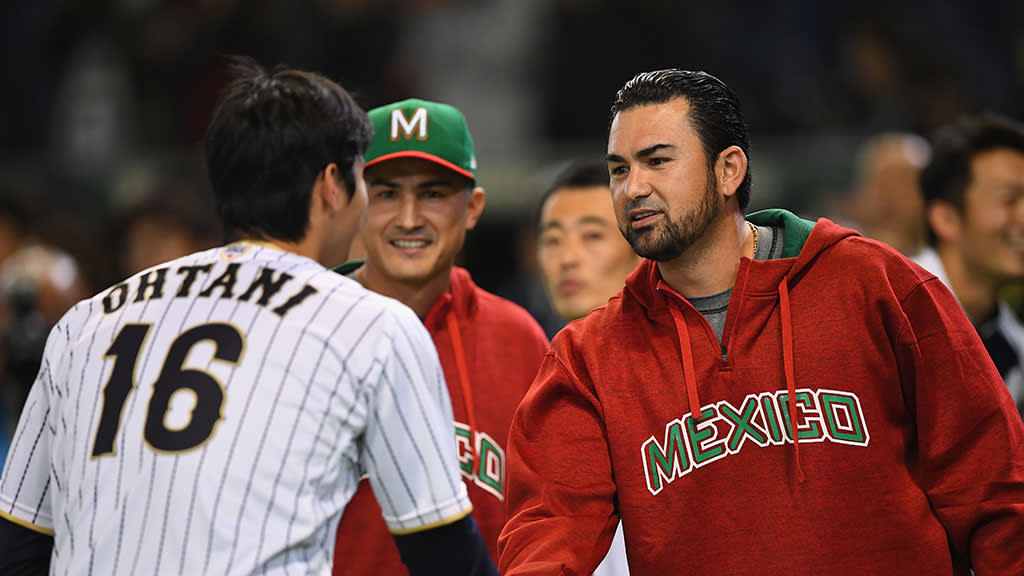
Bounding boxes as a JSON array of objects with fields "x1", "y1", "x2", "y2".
[{"x1": 364, "y1": 150, "x2": 475, "y2": 180}]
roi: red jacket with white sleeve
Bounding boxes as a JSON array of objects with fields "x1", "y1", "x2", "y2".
[{"x1": 335, "y1": 266, "x2": 548, "y2": 575}]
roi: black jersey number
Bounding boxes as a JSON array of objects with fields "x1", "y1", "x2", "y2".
[{"x1": 91, "y1": 322, "x2": 244, "y2": 457}]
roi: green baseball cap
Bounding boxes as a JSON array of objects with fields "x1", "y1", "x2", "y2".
[{"x1": 364, "y1": 98, "x2": 477, "y2": 180}]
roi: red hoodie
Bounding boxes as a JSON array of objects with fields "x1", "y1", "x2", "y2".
[
  {"x1": 334, "y1": 266, "x2": 549, "y2": 575},
  {"x1": 499, "y1": 210, "x2": 1024, "y2": 575}
]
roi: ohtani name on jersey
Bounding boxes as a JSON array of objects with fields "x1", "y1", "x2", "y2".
[
  {"x1": 101, "y1": 263, "x2": 318, "y2": 318},
  {"x1": 642, "y1": 388, "x2": 869, "y2": 495}
]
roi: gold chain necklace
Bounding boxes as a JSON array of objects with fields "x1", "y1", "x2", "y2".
[{"x1": 747, "y1": 221, "x2": 759, "y2": 257}]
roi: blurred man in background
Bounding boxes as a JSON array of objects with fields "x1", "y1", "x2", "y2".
[
  {"x1": 844, "y1": 132, "x2": 930, "y2": 256},
  {"x1": 333, "y1": 98, "x2": 549, "y2": 574},
  {"x1": 537, "y1": 158, "x2": 642, "y2": 322},
  {"x1": 915, "y1": 112, "x2": 1024, "y2": 420},
  {"x1": 117, "y1": 181, "x2": 221, "y2": 275}
]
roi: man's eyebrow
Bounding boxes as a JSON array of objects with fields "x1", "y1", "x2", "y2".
[
  {"x1": 541, "y1": 215, "x2": 612, "y2": 234},
  {"x1": 636, "y1": 143, "x2": 674, "y2": 158},
  {"x1": 576, "y1": 215, "x2": 613, "y2": 227},
  {"x1": 606, "y1": 144, "x2": 675, "y2": 163},
  {"x1": 415, "y1": 179, "x2": 457, "y2": 189}
]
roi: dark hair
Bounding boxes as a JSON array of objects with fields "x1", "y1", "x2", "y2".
[
  {"x1": 204, "y1": 56, "x2": 373, "y2": 242},
  {"x1": 610, "y1": 69, "x2": 752, "y2": 210},
  {"x1": 920, "y1": 112, "x2": 1024, "y2": 246},
  {"x1": 536, "y1": 158, "x2": 610, "y2": 225}
]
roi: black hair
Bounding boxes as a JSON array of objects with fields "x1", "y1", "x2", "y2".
[
  {"x1": 536, "y1": 158, "x2": 610, "y2": 227},
  {"x1": 204, "y1": 56, "x2": 373, "y2": 242},
  {"x1": 610, "y1": 69, "x2": 752, "y2": 210},
  {"x1": 920, "y1": 112, "x2": 1024, "y2": 246}
]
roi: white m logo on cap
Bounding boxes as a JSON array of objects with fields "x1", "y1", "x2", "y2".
[{"x1": 390, "y1": 107, "x2": 428, "y2": 141}]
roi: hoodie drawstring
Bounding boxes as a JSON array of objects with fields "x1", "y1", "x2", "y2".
[
  {"x1": 445, "y1": 306, "x2": 478, "y2": 468},
  {"x1": 662, "y1": 274, "x2": 805, "y2": 483},
  {"x1": 667, "y1": 303, "x2": 702, "y2": 420},
  {"x1": 778, "y1": 277, "x2": 805, "y2": 483}
]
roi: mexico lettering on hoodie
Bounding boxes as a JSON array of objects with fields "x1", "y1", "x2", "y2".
[
  {"x1": 500, "y1": 209, "x2": 1024, "y2": 576},
  {"x1": 643, "y1": 387, "x2": 869, "y2": 495}
]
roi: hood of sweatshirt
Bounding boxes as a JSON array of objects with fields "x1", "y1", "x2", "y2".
[
  {"x1": 622, "y1": 209, "x2": 859, "y2": 482},
  {"x1": 423, "y1": 266, "x2": 479, "y2": 330},
  {"x1": 623, "y1": 209, "x2": 856, "y2": 311}
]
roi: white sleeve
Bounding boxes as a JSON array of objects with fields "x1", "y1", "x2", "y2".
[
  {"x1": 0, "y1": 324, "x2": 61, "y2": 535},
  {"x1": 592, "y1": 522, "x2": 631, "y2": 576},
  {"x1": 361, "y1": 305, "x2": 471, "y2": 534}
]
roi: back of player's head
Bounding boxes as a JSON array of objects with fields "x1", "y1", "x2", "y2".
[
  {"x1": 610, "y1": 69, "x2": 752, "y2": 210},
  {"x1": 204, "y1": 56, "x2": 373, "y2": 242},
  {"x1": 537, "y1": 158, "x2": 610, "y2": 227},
  {"x1": 920, "y1": 112, "x2": 1024, "y2": 245}
]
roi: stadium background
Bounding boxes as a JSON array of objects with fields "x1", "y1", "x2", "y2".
[{"x1": 0, "y1": 0, "x2": 1022, "y2": 322}]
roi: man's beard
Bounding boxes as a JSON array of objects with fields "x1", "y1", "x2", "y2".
[{"x1": 621, "y1": 173, "x2": 719, "y2": 262}]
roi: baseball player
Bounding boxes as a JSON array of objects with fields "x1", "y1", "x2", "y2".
[
  {"x1": 0, "y1": 58, "x2": 497, "y2": 576},
  {"x1": 331, "y1": 99, "x2": 549, "y2": 574}
]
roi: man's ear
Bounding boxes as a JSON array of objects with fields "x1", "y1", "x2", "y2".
[
  {"x1": 318, "y1": 163, "x2": 343, "y2": 214},
  {"x1": 927, "y1": 199, "x2": 962, "y2": 243},
  {"x1": 716, "y1": 145, "x2": 747, "y2": 200},
  {"x1": 465, "y1": 186, "x2": 486, "y2": 230}
]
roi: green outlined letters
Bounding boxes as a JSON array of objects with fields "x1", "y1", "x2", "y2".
[{"x1": 641, "y1": 388, "x2": 869, "y2": 495}]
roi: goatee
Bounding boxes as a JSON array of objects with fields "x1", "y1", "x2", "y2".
[{"x1": 622, "y1": 176, "x2": 719, "y2": 262}]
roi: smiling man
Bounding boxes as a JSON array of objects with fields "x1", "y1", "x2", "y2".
[
  {"x1": 913, "y1": 113, "x2": 1024, "y2": 419},
  {"x1": 499, "y1": 69, "x2": 1024, "y2": 575},
  {"x1": 332, "y1": 99, "x2": 549, "y2": 575}
]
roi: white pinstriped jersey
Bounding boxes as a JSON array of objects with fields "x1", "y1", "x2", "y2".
[{"x1": 0, "y1": 242, "x2": 471, "y2": 575}]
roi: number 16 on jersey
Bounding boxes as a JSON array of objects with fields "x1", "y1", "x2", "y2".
[{"x1": 92, "y1": 322, "x2": 245, "y2": 457}]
